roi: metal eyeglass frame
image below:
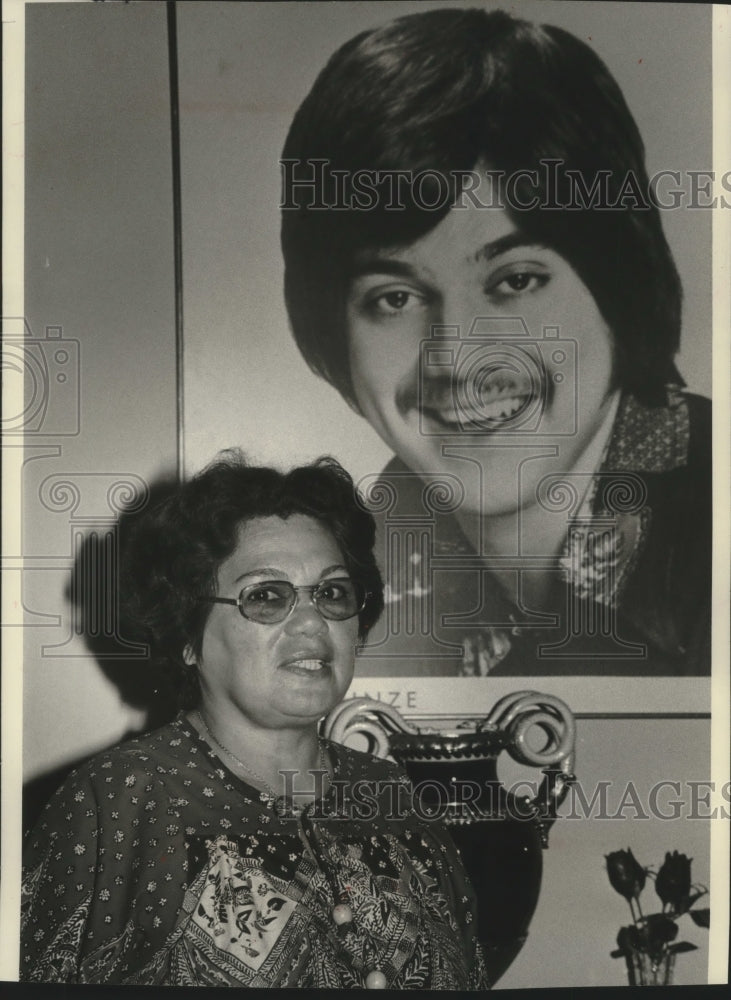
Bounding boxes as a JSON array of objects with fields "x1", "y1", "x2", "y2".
[{"x1": 199, "y1": 577, "x2": 368, "y2": 624}]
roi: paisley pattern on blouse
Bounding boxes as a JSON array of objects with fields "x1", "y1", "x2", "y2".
[{"x1": 21, "y1": 717, "x2": 488, "y2": 989}]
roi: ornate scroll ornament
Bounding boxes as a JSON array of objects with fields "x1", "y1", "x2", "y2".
[
  {"x1": 595, "y1": 472, "x2": 647, "y2": 516},
  {"x1": 355, "y1": 476, "x2": 399, "y2": 516},
  {"x1": 536, "y1": 475, "x2": 583, "y2": 518},
  {"x1": 325, "y1": 691, "x2": 573, "y2": 769},
  {"x1": 38, "y1": 476, "x2": 83, "y2": 516},
  {"x1": 39, "y1": 472, "x2": 149, "y2": 519},
  {"x1": 323, "y1": 690, "x2": 576, "y2": 845},
  {"x1": 357, "y1": 471, "x2": 466, "y2": 521},
  {"x1": 481, "y1": 689, "x2": 576, "y2": 775},
  {"x1": 421, "y1": 476, "x2": 466, "y2": 515},
  {"x1": 323, "y1": 697, "x2": 419, "y2": 758}
]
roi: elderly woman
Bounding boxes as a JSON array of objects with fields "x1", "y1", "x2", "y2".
[{"x1": 21, "y1": 454, "x2": 488, "y2": 989}]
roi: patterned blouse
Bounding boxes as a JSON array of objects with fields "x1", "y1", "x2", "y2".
[{"x1": 21, "y1": 715, "x2": 488, "y2": 989}]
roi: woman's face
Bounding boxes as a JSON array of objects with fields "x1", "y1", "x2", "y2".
[{"x1": 189, "y1": 515, "x2": 359, "y2": 732}]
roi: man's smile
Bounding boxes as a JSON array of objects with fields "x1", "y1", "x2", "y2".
[{"x1": 402, "y1": 361, "x2": 543, "y2": 432}]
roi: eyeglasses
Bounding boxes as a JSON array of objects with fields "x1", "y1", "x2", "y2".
[{"x1": 200, "y1": 577, "x2": 367, "y2": 625}]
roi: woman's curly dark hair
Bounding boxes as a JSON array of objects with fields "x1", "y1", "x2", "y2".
[{"x1": 121, "y1": 451, "x2": 384, "y2": 710}]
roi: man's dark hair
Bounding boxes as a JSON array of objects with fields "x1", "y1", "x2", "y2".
[
  {"x1": 281, "y1": 7, "x2": 682, "y2": 408},
  {"x1": 122, "y1": 452, "x2": 384, "y2": 709}
]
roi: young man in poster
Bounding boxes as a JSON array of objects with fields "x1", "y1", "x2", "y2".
[{"x1": 280, "y1": 7, "x2": 711, "y2": 679}]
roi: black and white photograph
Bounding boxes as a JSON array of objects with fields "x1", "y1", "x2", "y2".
[{"x1": 2, "y1": 0, "x2": 729, "y2": 992}]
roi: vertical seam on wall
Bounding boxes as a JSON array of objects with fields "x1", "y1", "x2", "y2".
[{"x1": 167, "y1": 0, "x2": 184, "y2": 482}]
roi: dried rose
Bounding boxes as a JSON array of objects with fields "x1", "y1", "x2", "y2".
[
  {"x1": 606, "y1": 848, "x2": 646, "y2": 902},
  {"x1": 655, "y1": 851, "x2": 692, "y2": 913}
]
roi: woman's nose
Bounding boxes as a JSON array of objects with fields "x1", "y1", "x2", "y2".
[{"x1": 283, "y1": 591, "x2": 329, "y2": 636}]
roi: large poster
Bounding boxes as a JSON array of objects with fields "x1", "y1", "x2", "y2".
[
  {"x1": 178, "y1": 0, "x2": 717, "y2": 717},
  {"x1": 3, "y1": 0, "x2": 729, "y2": 991}
]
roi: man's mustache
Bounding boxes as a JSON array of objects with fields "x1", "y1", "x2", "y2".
[{"x1": 399, "y1": 349, "x2": 552, "y2": 423}]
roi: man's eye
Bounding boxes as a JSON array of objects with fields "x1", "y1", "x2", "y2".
[
  {"x1": 368, "y1": 289, "x2": 422, "y2": 315},
  {"x1": 488, "y1": 271, "x2": 549, "y2": 297},
  {"x1": 503, "y1": 273, "x2": 532, "y2": 292}
]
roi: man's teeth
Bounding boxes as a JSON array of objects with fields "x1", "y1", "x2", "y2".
[
  {"x1": 480, "y1": 395, "x2": 526, "y2": 420},
  {"x1": 436, "y1": 394, "x2": 528, "y2": 425},
  {"x1": 291, "y1": 659, "x2": 324, "y2": 671}
]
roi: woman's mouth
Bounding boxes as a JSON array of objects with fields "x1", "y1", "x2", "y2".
[
  {"x1": 281, "y1": 657, "x2": 329, "y2": 675},
  {"x1": 291, "y1": 658, "x2": 325, "y2": 671}
]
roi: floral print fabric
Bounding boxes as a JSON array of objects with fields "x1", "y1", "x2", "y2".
[{"x1": 21, "y1": 716, "x2": 487, "y2": 988}]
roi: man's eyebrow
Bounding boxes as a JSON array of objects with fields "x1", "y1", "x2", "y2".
[
  {"x1": 347, "y1": 232, "x2": 548, "y2": 280},
  {"x1": 473, "y1": 232, "x2": 548, "y2": 263},
  {"x1": 348, "y1": 257, "x2": 418, "y2": 281}
]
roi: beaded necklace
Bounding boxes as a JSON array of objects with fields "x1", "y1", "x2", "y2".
[
  {"x1": 194, "y1": 710, "x2": 329, "y2": 803},
  {"x1": 193, "y1": 710, "x2": 388, "y2": 988}
]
